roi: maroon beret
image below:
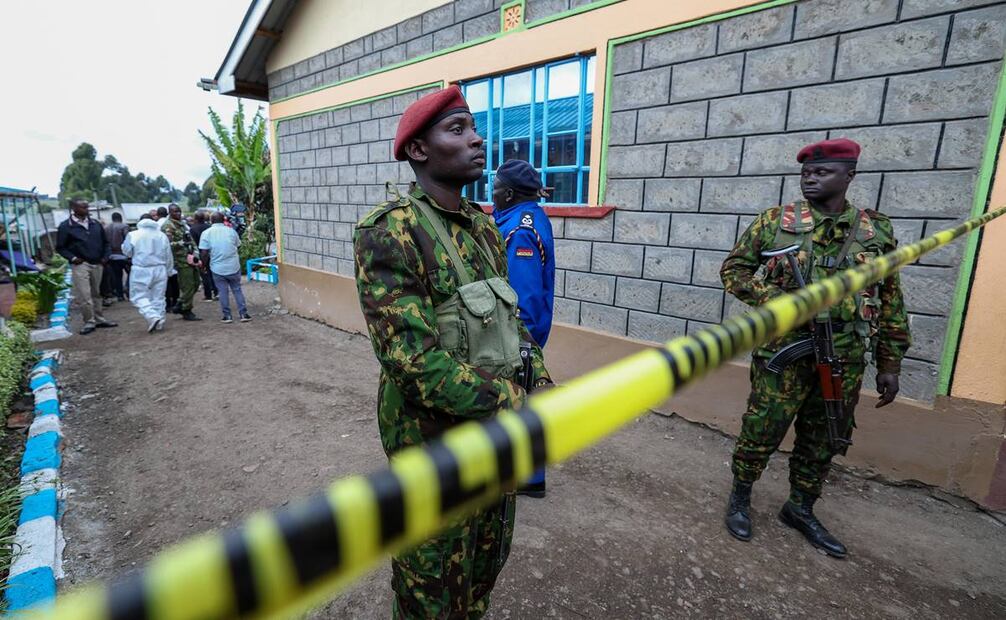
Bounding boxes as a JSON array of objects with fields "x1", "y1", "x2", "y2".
[
  {"x1": 796, "y1": 138, "x2": 861, "y2": 164},
  {"x1": 393, "y1": 85, "x2": 471, "y2": 161}
]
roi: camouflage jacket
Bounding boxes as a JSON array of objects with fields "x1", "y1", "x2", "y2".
[
  {"x1": 720, "y1": 201, "x2": 910, "y2": 374},
  {"x1": 354, "y1": 186, "x2": 551, "y2": 456},
  {"x1": 161, "y1": 218, "x2": 194, "y2": 263}
]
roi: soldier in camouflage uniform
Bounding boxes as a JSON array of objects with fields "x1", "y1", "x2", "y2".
[
  {"x1": 720, "y1": 139, "x2": 910, "y2": 558},
  {"x1": 354, "y1": 86, "x2": 551, "y2": 618},
  {"x1": 161, "y1": 204, "x2": 202, "y2": 321}
]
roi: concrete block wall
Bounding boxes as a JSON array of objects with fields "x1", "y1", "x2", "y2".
[
  {"x1": 589, "y1": 0, "x2": 1006, "y2": 402},
  {"x1": 275, "y1": 86, "x2": 440, "y2": 274},
  {"x1": 267, "y1": 0, "x2": 607, "y2": 101}
]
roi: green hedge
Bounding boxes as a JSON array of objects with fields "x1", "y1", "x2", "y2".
[
  {"x1": 0, "y1": 323, "x2": 35, "y2": 417},
  {"x1": 239, "y1": 229, "x2": 269, "y2": 270}
]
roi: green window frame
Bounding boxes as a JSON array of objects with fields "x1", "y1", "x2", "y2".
[{"x1": 461, "y1": 54, "x2": 596, "y2": 205}]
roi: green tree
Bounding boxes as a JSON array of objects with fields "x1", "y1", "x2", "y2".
[
  {"x1": 59, "y1": 142, "x2": 104, "y2": 204},
  {"x1": 199, "y1": 101, "x2": 270, "y2": 237},
  {"x1": 183, "y1": 181, "x2": 203, "y2": 208},
  {"x1": 59, "y1": 143, "x2": 182, "y2": 207},
  {"x1": 200, "y1": 176, "x2": 216, "y2": 206}
]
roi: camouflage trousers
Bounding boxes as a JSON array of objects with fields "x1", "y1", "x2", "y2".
[
  {"x1": 732, "y1": 355, "x2": 863, "y2": 498},
  {"x1": 391, "y1": 495, "x2": 516, "y2": 619}
]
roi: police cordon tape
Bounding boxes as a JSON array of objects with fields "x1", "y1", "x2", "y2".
[{"x1": 29, "y1": 206, "x2": 1006, "y2": 620}]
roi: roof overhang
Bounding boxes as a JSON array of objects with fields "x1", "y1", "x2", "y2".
[{"x1": 200, "y1": 0, "x2": 299, "y2": 101}]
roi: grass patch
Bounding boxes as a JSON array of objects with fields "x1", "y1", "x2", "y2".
[{"x1": 0, "y1": 430, "x2": 26, "y2": 611}]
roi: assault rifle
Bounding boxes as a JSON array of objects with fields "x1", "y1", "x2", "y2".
[{"x1": 761, "y1": 245, "x2": 852, "y2": 453}]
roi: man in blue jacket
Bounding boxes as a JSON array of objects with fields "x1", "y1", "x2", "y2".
[{"x1": 492, "y1": 159, "x2": 555, "y2": 497}]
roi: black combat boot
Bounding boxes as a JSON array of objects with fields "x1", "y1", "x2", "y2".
[
  {"x1": 778, "y1": 491, "x2": 847, "y2": 558},
  {"x1": 724, "y1": 480, "x2": 753, "y2": 541}
]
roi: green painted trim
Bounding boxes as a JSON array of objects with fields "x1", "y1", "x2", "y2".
[
  {"x1": 271, "y1": 119, "x2": 285, "y2": 263},
  {"x1": 597, "y1": 0, "x2": 797, "y2": 203},
  {"x1": 270, "y1": 0, "x2": 622, "y2": 106},
  {"x1": 598, "y1": 37, "x2": 616, "y2": 203},
  {"x1": 525, "y1": 0, "x2": 623, "y2": 29},
  {"x1": 276, "y1": 81, "x2": 445, "y2": 123},
  {"x1": 936, "y1": 55, "x2": 1006, "y2": 395},
  {"x1": 500, "y1": 0, "x2": 527, "y2": 34},
  {"x1": 271, "y1": 39, "x2": 494, "y2": 105}
]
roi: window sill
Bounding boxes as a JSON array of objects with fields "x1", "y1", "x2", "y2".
[{"x1": 476, "y1": 204, "x2": 615, "y2": 219}]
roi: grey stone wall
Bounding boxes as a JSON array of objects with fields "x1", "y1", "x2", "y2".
[
  {"x1": 271, "y1": 0, "x2": 1006, "y2": 403},
  {"x1": 275, "y1": 86, "x2": 439, "y2": 274},
  {"x1": 267, "y1": 0, "x2": 608, "y2": 101},
  {"x1": 588, "y1": 0, "x2": 1006, "y2": 402}
]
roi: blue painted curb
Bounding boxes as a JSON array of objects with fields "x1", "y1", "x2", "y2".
[
  {"x1": 29, "y1": 374, "x2": 56, "y2": 390},
  {"x1": 4, "y1": 568, "x2": 57, "y2": 609},
  {"x1": 19, "y1": 489, "x2": 58, "y2": 524},
  {"x1": 34, "y1": 399, "x2": 60, "y2": 417},
  {"x1": 4, "y1": 351, "x2": 64, "y2": 611},
  {"x1": 20, "y1": 432, "x2": 61, "y2": 476}
]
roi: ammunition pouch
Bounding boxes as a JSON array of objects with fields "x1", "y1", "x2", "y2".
[{"x1": 435, "y1": 277, "x2": 523, "y2": 379}]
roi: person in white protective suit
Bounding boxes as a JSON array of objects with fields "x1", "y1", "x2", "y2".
[{"x1": 122, "y1": 215, "x2": 174, "y2": 333}]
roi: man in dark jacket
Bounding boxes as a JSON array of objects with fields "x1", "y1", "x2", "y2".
[
  {"x1": 56, "y1": 199, "x2": 118, "y2": 334},
  {"x1": 104, "y1": 212, "x2": 131, "y2": 301},
  {"x1": 188, "y1": 211, "x2": 217, "y2": 301}
]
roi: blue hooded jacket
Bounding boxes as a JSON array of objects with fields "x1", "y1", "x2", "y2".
[{"x1": 493, "y1": 201, "x2": 555, "y2": 348}]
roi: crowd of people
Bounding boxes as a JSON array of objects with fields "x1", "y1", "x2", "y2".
[{"x1": 55, "y1": 200, "x2": 252, "y2": 334}]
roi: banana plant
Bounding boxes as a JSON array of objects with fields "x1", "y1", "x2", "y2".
[{"x1": 199, "y1": 101, "x2": 269, "y2": 240}]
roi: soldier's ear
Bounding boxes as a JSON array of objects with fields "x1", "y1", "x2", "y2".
[
  {"x1": 404, "y1": 139, "x2": 428, "y2": 163},
  {"x1": 846, "y1": 165, "x2": 857, "y2": 182}
]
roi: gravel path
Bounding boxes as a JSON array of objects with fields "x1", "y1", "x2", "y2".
[{"x1": 57, "y1": 282, "x2": 1006, "y2": 618}]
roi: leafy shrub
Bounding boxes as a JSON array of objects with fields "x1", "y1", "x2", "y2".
[
  {"x1": 10, "y1": 292, "x2": 38, "y2": 327},
  {"x1": 47, "y1": 253, "x2": 68, "y2": 270},
  {"x1": 13, "y1": 269, "x2": 68, "y2": 315},
  {"x1": 0, "y1": 322, "x2": 34, "y2": 417},
  {"x1": 238, "y1": 229, "x2": 269, "y2": 271}
]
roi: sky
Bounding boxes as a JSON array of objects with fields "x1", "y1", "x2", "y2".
[{"x1": 0, "y1": 0, "x2": 255, "y2": 196}]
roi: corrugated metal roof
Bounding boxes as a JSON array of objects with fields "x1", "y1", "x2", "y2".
[{"x1": 471, "y1": 94, "x2": 593, "y2": 141}]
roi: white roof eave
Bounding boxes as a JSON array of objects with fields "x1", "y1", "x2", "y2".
[{"x1": 217, "y1": 0, "x2": 274, "y2": 95}]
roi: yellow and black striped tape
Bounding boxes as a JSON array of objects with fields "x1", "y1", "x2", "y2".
[{"x1": 33, "y1": 206, "x2": 1006, "y2": 620}]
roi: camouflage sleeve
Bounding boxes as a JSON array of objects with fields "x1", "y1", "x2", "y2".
[
  {"x1": 164, "y1": 223, "x2": 188, "y2": 255},
  {"x1": 873, "y1": 219, "x2": 911, "y2": 375},
  {"x1": 483, "y1": 223, "x2": 552, "y2": 388},
  {"x1": 354, "y1": 226, "x2": 527, "y2": 419},
  {"x1": 720, "y1": 212, "x2": 783, "y2": 306}
]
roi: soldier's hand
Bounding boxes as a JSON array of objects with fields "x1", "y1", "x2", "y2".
[{"x1": 875, "y1": 373, "x2": 899, "y2": 408}]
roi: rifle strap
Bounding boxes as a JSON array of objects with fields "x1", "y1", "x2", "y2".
[{"x1": 827, "y1": 210, "x2": 861, "y2": 276}]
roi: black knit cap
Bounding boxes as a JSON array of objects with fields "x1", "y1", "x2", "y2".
[{"x1": 495, "y1": 159, "x2": 543, "y2": 195}]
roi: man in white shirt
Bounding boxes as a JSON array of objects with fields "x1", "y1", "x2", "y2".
[
  {"x1": 122, "y1": 214, "x2": 173, "y2": 333},
  {"x1": 198, "y1": 212, "x2": 250, "y2": 323}
]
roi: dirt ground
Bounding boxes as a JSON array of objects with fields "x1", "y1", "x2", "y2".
[{"x1": 56, "y1": 282, "x2": 1006, "y2": 619}]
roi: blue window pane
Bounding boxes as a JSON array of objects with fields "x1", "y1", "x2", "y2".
[
  {"x1": 547, "y1": 132, "x2": 578, "y2": 166},
  {"x1": 546, "y1": 96, "x2": 579, "y2": 134},
  {"x1": 503, "y1": 71, "x2": 532, "y2": 107},
  {"x1": 462, "y1": 55, "x2": 595, "y2": 204},
  {"x1": 471, "y1": 110, "x2": 488, "y2": 140},
  {"x1": 546, "y1": 171, "x2": 578, "y2": 204},
  {"x1": 548, "y1": 60, "x2": 580, "y2": 99},
  {"x1": 466, "y1": 81, "x2": 489, "y2": 112},
  {"x1": 503, "y1": 138, "x2": 530, "y2": 162}
]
